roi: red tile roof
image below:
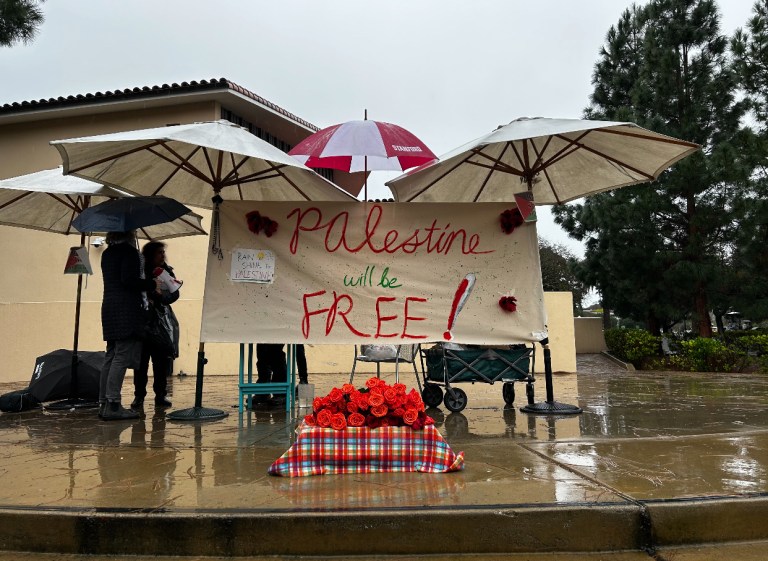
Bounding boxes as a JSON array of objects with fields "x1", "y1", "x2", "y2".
[{"x1": 0, "y1": 77, "x2": 319, "y2": 131}]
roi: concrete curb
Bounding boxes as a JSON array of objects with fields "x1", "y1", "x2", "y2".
[
  {"x1": 0, "y1": 504, "x2": 644, "y2": 556},
  {"x1": 600, "y1": 351, "x2": 635, "y2": 371}
]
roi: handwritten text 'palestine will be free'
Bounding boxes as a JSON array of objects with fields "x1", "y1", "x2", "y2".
[{"x1": 279, "y1": 204, "x2": 495, "y2": 341}]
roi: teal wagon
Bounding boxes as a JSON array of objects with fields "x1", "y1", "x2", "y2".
[{"x1": 420, "y1": 344, "x2": 536, "y2": 413}]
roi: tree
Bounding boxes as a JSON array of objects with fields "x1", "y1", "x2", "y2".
[
  {"x1": 0, "y1": 0, "x2": 44, "y2": 47},
  {"x1": 538, "y1": 239, "x2": 586, "y2": 315},
  {"x1": 553, "y1": 0, "x2": 751, "y2": 337},
  {"x1": 730, "y1": 0, "x2": 768, "y2": 322}
]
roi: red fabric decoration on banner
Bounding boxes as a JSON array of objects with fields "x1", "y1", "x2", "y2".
[
  {"x1": 500, "y1": 208, "x2": 525, "y2": 234},
  {"x1": 499, "y1": 295, "x2": 517, "y2": 312},
  {"x1": 246, "y1": 210, "x2": 279, "y2": 237}
]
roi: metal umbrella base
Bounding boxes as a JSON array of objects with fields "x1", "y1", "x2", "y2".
[
  {"x1": 167, "y1": 344, "x2": 228, "y2": 421},
  {"x1": 520, "y1": 342, "x2": 582, "y2": 416},
  {"x1": 521, "y1": 400, "x2": 582, "y2": 415},
  {"x1": 167, "y1": 406, "x2": 228, "y2": 421}
]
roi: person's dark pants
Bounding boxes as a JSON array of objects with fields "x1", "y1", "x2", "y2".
[
  {"x1": 256, "y1": 344, "x2": 287, "y2": 383},
  {"x1": 134, "y1": 340, "x2": 171, "y2": 400},
  {"x1": 296, "y1": 344, "x2": 308, "y2": 383}
]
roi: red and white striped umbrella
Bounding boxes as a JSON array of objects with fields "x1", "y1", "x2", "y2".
[{"x1": 289, "y1": 119, "x2": 437, "y2": 174}]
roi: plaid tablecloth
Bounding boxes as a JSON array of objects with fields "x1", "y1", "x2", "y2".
[{"x1": 268, "y1": 424, "x2": 464, "y2": 477}]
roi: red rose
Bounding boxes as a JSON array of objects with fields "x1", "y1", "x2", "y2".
[
  {"x1": 411, "y1": 417, "x2": 424, "y2": 430},
  {"x1": 312, "y1": 397, "x2": 324, "y2": 412},
  {"x1": 423, "y1": 413, "x2": 435, "y2": 425},
  {"x1": 368, "y1": 390, "x2": 385, "y2": 407},
  {"x1": 328, "y1": 388, "x2": 344, "y2": 403},
  {"x1": 383, "y1": 387, "x2": 398, "y2": 404},
  {"x1": 303, "y1": 414, "x2": 317, "y2": 426},
  {"x1": 355, "y1": 393, "x2": 370, "y2": 410},
  {"x1": 330, "y1": 413, "x2": 347, "y2": 431},
  {"x1": 371, "y1": 404, "x2": 388, "y2": 417},
  {"x1": 316, "y1": 409, "x2": 332, "y2": 428},
  {"x1": 346, "y1": 401, "x2": 359, "y2": 414},
  {"x1": 393, "y1": 407, "x2": 405, "y2": 418},
  {"x1": 365, "y1": 377, "x2": 382, "y2": 389},
  {"x1": 403, "y1": 407, "x2": 419, "y2": 425},
  {"x1": 341, "y1": 383, "x2": 355, "y2": 394},
  {"x1": 392, "y1": 382, "x2": 407, "y2": 395},
  {"x1": 348, "y1": 412, "x2": 366, "y2": 427}
]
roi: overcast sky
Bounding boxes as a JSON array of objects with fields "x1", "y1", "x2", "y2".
[{"x1": 0, "y1": 0, "x2": 758, "y2": 256}]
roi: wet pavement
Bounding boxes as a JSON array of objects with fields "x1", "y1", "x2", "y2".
[{"x1": 0, "y1": 354, "x2": 767, "y2": 557}]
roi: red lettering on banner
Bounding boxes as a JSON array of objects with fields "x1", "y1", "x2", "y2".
[
  {"x1": 287, "y1": 205, "x2": 493, "y2": 257},
  {"x1": 402, "y1": 297, "x2": 428, "y2": 339},
  {"x1": 375, "y1": 296, "x2": 398, "y2": 338},
  {"x1": 301, "y1": 291, "x2": 429, "y2": 340}
]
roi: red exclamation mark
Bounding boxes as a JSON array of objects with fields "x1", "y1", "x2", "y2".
[{"x1": 444, "y1": 273, "x2": 476, "y2": 341}]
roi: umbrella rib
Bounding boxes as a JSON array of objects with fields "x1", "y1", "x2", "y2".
[
  {"x1": 552, "y1": 133, "x2": 656, "y2": 180},
  {"x1": 273, "y1": 166, "x2": 311, "y2": 200},
  {"x1": 469, "y1": 148, "x2": 523, "y2": 175},
  {"x1": 68, "y1": 140, "x2": 163, "y2": 174},
  {"x1": 176, "y1": 214, "x2": 207, "y2": 235},
  {"x1": 0, "y1": 190, "x2": 33, "y2": 211},
  {"x1": 472, "y1": 144, "x2": 514, "y2": 202},
  {"x1": 228, "y1": 152, "x2": 244, "y2": 200},
  {"x1": 528, "y1": 139, "x2": 563, "y2": 204},
  {"x1": 214, "y1": 150, "x2": 224, "y2": 192},
  {"x1": 223, "y1": 166, "x2": 285, "y2": 185},
  {"x1": 529, "y1": 130, "x2": 592, "y2": 174},
  {"x1": 404, "y1": 152, "x2": 481, "y2": 201},
  {"x1": 220, "y1": 154, "x2": 251, "y2": 186},
  {"x1": 150, "y1": 143, "x2": 212, "y2": 185},
  {"x1": 595, "y1": 127, "x2": 699, "y2": 148}
]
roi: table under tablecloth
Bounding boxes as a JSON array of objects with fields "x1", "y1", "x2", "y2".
[{"x1": 268, "y1": 424, "x2": 464, "y2": 477}]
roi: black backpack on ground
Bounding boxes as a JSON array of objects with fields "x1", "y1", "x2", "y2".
[{"x1": 0, "y1": 388, "x2": 40, "y2": 412}]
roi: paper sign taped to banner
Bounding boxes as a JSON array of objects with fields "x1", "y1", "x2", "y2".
[{"x1": 230, "y1": 248, "x2": 276, "y2": 283}]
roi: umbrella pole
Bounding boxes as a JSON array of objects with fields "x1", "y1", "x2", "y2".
[
  {"x1": 520, "y1": 339, "x2": 582, "y2": 415},
  {"x1": 46, "y1": 231, "x2": 99, "y2": 411},
  {"x1": 166, "y1": 343, "x2": 228, "y2": 421}
]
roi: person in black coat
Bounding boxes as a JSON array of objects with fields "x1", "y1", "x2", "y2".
[
  {"x1": 99, "y1": 231, "x2": 158, "y2": 420},
  {"x1": 132, "y1": 241, "x2": 179, "y2": 409}
]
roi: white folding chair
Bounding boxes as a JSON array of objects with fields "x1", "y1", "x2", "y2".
[{"x1": 349, "y1": 344, "x2": 423, "y2": 391}]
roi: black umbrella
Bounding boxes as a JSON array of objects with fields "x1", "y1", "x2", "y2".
[
  {"x1": 72, "y1": 196, "x2": 192, "y2": 233},
  {"x1": 28, "y1": 349, "x2": 103, "y2": 403}
]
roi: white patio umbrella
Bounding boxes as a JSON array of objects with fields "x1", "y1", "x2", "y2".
[
  {"x1": 387, "y1": 117, "x2": 699, "y2": 416},
  {"x1": 51, "y1": 119, "x2": 356, "y2": 207},
  {"x1": 51, "y1": 120, "x2": 355, "y2": 420},
  {"x1": 387, "y1": 117, "x2": 699, "y2": 204},
  {"x1": 0, "y1": 167, "x2": 206, "y2": 239},
  {"x1": 0, "y1": 167, "x2": 207, "y2": 409}
]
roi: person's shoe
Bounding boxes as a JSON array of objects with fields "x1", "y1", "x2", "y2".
[
  {"x1": 154, "y1": 397, "x2": 172, "y2": 408},
  {"x1": 130, "y1": 397, "x2": 144, "y2": 409},
  {"x1": 299, "y1": 378, "x2": 309, "y2": 385},
  {"x1": 98, "y1": 402, "x2": 107, "y2": 419},
  {"x1": 102, "y1": 402, "x2": 140, "y2": 421},
  {"x1": 250, "y1": 394, "x2": 270, "y2": 408}
]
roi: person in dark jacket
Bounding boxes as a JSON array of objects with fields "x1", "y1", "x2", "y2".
[
  {"x1": 132, "y1": 241, "x2": 179, "y2": 409},
  {"x1": 99, "y1": 231, "x2": 158, "y2": 420}
]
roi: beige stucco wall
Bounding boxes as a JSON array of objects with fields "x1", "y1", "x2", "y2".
[{"x1": 574, "y1": 317, "x2": 608, "y2": 353}]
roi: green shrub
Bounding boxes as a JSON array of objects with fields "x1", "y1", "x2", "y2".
[
  {"x1": 678, "y1": 337, "x2": 743, "y2": 372},
  {"x1": 604, "y1": 328, "x2": 660, "y2": 365}
]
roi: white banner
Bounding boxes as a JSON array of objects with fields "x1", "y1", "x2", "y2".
[{"x1": 200, "y1": 202, "x2": 547, "y2": 344}]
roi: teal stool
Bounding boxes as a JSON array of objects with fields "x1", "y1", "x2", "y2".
[{"x1": 238, "y1": 343, "x2": 296, "y2": 413}]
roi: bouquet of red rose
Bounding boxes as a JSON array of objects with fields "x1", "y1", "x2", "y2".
[{"x1": 303, "y1": 377, "x2": 434, "y2": 431}]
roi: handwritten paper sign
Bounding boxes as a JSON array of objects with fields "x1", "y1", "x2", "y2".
[
  {"x1": 201, "y1": 201, "x2": 546, "y2": 345},
  {"x1": 230, "y1": 249, "x2": 275, "y2": 283}
]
